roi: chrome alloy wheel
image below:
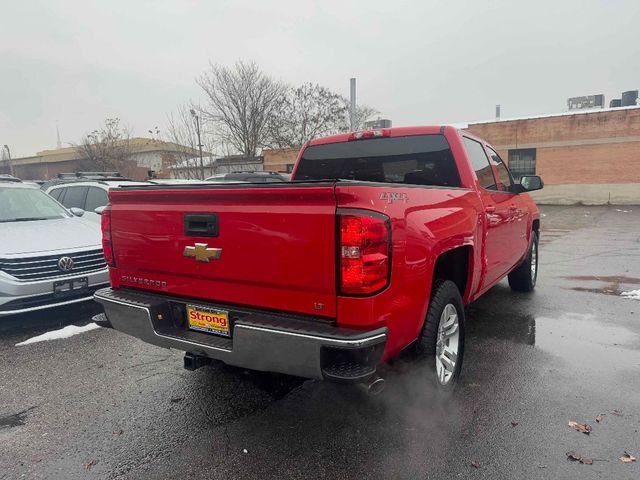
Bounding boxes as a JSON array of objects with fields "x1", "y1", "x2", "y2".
[{"x1": 435, "y1": 303, "x2": 460, "y2": 385}]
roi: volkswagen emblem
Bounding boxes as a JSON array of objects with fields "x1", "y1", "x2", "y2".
[{"x1": 57, "y1": 256, "x2": 75, "y2": 272}]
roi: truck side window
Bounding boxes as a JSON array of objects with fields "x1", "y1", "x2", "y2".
[
  {"x1": 463, "y1": 137, "x2": 497, "y2": 190},
  {"x1": 486, "y1": 147, "x2": 514, "y2": 192},
  {"x1": 295, "y1": 134, "x2": 462, "y2": 188}
]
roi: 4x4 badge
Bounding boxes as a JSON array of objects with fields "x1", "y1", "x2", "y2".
[{"x1": 183, "y1": 243, "x2": 222, "y2": 262}]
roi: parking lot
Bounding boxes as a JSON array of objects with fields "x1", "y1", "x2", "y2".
[{"x1": 1, "y1": 205, "x2": 639, "y2": 480}]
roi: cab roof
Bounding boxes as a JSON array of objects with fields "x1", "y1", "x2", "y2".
[{"x1": 307, "y1": 126, "x2": 449, "y2": 147}]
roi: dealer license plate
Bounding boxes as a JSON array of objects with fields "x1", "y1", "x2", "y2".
[
  {"x1": 53, "y1": 276, "x2": 88, "y2": 296},
  {"x1": 187, "y1": 305, "x2": 231, "y2": 337}
]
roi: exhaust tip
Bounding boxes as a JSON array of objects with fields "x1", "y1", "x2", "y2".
[{"x1": 358, "y1": 375, "x2": 385, "y2": 396}]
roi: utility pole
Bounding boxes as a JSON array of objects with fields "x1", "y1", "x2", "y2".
[
  {"x1": 3, "y1": 145, "x2": 13, "y2": 176},
  {"x1": 350, "y1": 78, "x2": 357, "y2": 131},
  {"x1": 190, "y1": 109, "x2": 205, "y2": 179}
]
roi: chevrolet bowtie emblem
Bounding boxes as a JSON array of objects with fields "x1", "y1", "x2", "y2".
[{"x1": 183, "y1": 243, "x2": 222, "y2": 262}]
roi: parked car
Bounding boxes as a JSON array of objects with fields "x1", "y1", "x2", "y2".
[
  {"x1": 43, "y1": 172, "x2": 146, "y2": 223},
  {"x1": 205, "y1": 171, "x2": 288, "y2": 183},
  {"x1": 0, "y1": 179, "x2": 109, "y2": 316},
  {"x1": 94, "y1": 126, "x2": 543, "y2": 391},
  {"x1": 0, "y1": 174, "x2": 22, "y2": 183}
]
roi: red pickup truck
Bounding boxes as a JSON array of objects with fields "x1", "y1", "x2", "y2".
[{"x1": 94, "y1": 126, "x2": 543, "y2": 391}]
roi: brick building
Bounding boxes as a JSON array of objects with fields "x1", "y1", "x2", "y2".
[{"x1": 465, "y1": 106, "x2": 640, "y2": 204}]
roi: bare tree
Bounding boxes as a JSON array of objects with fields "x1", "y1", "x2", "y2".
[
  {"x1": 197, "y1": 61, "x2": 285, "y2": 157},
  {"x1": 164, "y1": 104, "x2": 216, "y2": 179},
  {"x1": 267, "y1": 83, "x2": 348, "y2": 148},
  {"x1": 342, "y1": 103, "x2": 380, "y2": 132},
  {"x1": 76, "y1": 118, "x2": 132, "y2": 173}
]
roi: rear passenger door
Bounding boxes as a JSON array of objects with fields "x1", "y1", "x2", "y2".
[{"x1": 463, "y1": 137, "x2": 515, "y2": 289}]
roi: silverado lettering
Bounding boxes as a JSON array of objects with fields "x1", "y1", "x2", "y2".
[
  {"x1": 120, "y1": 275, "x2": 168, "y2": 288},
  {"x1": 95, "y1": 126, "x2": 543, "y2": 390}
]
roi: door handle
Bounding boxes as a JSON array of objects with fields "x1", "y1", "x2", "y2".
[{"x1": 485, "y1": 205, "x2": 496, "y2": 213}]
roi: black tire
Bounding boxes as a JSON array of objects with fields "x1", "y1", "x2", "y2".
[
  {"x1": 417, "y1": 280, "x2": 465, "y2": 389},
  {"x1": 508, "y1": 231, "x2": 539, "y2": 292}
]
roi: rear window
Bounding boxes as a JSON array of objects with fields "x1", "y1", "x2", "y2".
[{"x1": 295, "y1": 134, "x2": 461, "y2": 188}]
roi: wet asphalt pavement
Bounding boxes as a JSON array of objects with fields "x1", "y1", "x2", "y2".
[{"x1": 1, "y1": 205, "x2": 639, "y2": 479}]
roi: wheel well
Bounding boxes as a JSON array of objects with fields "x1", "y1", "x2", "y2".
[{"x1": 432, "y1": 246, "x2": 470, "y2": 297}]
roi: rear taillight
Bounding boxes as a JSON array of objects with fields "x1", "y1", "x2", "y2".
[
  {"x1": 101, "y1": 205, "x2": 115, "y2": 267},
  {"x1": 339, "y1": 210, "x2": 391, "y2": 295}
]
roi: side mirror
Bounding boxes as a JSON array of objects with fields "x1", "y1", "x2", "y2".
[
  {"x1": 69, "y1": 207, "x2": 85, "y2": 217},
  {"x1": 519, "y1": 175, "x2": 544, "y2": 192},
  {"x1": 94, "y1": 206, "x2": 106, "y2": 215}
]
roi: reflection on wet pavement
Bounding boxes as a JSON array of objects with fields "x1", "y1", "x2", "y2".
[
  {"x1": 565, "y1": 275, "x2": 640, "y2": 297},
  {"x1": 533, "y1": 312, "x2": 640, "y2": 373}
]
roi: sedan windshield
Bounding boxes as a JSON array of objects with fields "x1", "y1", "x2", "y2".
[{"x1": 0, "y1": 187, "x2": 70, "y2": 222}]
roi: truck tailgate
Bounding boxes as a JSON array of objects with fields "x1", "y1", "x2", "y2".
[{"x1": 108, "y1": 184, "x2": 337, "y2": 317}]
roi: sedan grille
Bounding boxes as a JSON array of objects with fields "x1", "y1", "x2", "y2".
[{"x1": 0, "y1": 249, "x2": 106, "y2": 281}]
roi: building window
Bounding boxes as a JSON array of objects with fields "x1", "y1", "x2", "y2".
[{"x1": 508, "y1": 148, "x2": 536, "y2": 181}]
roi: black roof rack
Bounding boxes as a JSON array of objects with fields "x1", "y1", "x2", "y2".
[
  {"x1": 40, "y1": 172, "x2": 134, "y2": 191},
  {"x1": 228, "y1": 171, "x2": 283, "y2": 175},
  {"x1": 57, "y1": 171, "x2": 125, "y2": 179}
]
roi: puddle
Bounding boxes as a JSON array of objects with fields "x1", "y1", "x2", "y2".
[
  {"x1": 571, "y1": 285, "x2": 622, "y2": 296},
  {"x1": 534, "y1": 313, "x2": 640, "y2": 372},
  {"x1": 466, "y1": 307, "x2": 640, "y2": 374},
  {"x1": 0, "y1": 407, "x2": 36, "y2": 430},
  {"x1": 565, "y1": 275, "x2": 640, "y2": 296},
  {"x1": 565, "y1": 275, "x2": 640, "y2": 284}
]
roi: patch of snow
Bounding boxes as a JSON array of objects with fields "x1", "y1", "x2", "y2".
[
  {"x1": 15, "y1": 322, "x2": 100, "y2": 346},
  {"x1": 621, "y1": 290, "x2": 640, "y2": 301},
  {"x1": 615, "y1": 209, "x2": 632, "y2": 213}
]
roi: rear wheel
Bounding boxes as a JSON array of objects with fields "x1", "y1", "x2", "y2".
[
  {"x1": 417, "y1": 280, "x2": 465, "y2": 389},
  {"x1": 508, "y1": 231, "x2": 538, "y2": 292}
]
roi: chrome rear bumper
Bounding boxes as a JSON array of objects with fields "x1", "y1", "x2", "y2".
[{"x1": 94, "y1": 287, "x2": 387, "y2": 381}]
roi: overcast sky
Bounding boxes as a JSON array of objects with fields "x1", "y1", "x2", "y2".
[{"x1": 1, "y1": 0, "x2": 638, "y2": 157}]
